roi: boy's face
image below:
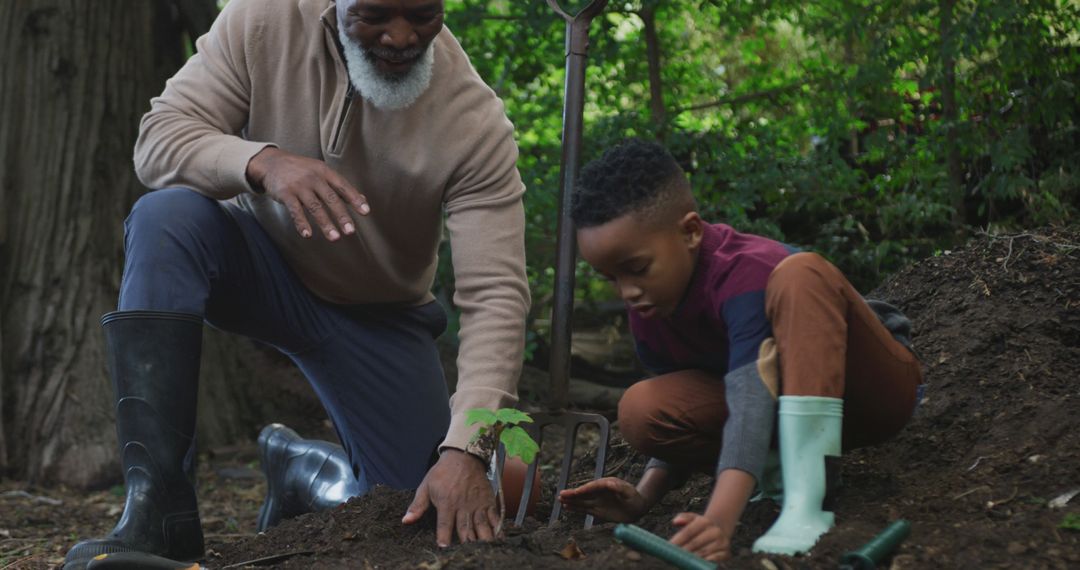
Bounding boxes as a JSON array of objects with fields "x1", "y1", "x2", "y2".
[{"x1": 577, "y1": 211, "x2": 704, "y2": 320}]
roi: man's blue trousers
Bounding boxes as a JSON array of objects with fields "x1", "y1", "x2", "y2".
[{"x1": 118, "y1": 187, "x2": 451, "y2": 493}]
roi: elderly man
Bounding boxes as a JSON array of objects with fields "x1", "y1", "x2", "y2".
[{"x1": 63, "y1": 0, "x2": 529, "y2": 567}]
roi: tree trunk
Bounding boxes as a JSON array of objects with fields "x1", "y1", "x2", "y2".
[
  {"x1": 939, "y1": 0, "x2": 964, "y2": 226},
  {"x1": 639, "y1": 5, "x2": 667, "y2": 136},
  {"x1": 0, "y1": 0, "x2": 320, "y2": 489}
]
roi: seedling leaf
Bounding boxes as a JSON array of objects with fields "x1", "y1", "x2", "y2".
[
  {"x1": 495, "y1": 408, "x2": 534, "y2": 425},
  {"x1": 466, "y1": 408, "x2": 499, "y2": 426},
  {"x1": 1061, "y1": 513, "x2": 1080, "y2": 531},
  {"x1": 501, "y1": 425, "x2": 539, "y2": 465}
]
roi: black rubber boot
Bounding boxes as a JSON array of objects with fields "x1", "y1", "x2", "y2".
[
  {"x1": 64, "y1": 311, "x2": 205, "y2": 570},
  {"x1": 256, "y1": 423, "x2": 362, "y2": 532}
]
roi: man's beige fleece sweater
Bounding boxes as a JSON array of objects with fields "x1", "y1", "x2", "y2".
[{"x1": 133, "y1": 0, "x2": 529, "y2": 453}]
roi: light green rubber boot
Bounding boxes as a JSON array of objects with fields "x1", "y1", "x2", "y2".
[{"x1": 752, "y1": 396, "x2": 843, "y2": 556}]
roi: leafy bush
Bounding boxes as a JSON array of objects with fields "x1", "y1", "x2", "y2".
[{"x1": 436, "y1": 0, "x2": 1078, "y2": 352}]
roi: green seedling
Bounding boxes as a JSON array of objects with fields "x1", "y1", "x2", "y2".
[
  {"x1": 467, "y1": 408, "x2": 540, "y2": 534},
  {"x1": 1060, "y1": 513, "x2": 1080, "y2": 532}
]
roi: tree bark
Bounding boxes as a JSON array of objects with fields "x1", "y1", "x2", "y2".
[
  {"x1": 0, "y1": 0, "x2": 318, "y2": 489},
  {"x1": 639, "y1": 5, "x2": 667, "y2": 136},
  {"x1": 939, "y1": 0, "x2": 964, "y2": 226}
]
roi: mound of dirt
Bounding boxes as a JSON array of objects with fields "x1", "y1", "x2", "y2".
[
  {"x1": 4, "y1": 227, "x2": 1054, "y2": 570},
  {"x1": 208, "y1": 228, "x2": 1080, "y2": 569}
]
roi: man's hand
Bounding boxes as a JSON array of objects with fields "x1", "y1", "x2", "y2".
[
  {"x1": 402, "y1": 449, "x2": 499, "y2": 547},
  {"x1": 246, "y1": 147, "x2": 370, "y2": 241},
  {"x1": 558, "y1": 477, "x2": 648, "y2": 523},
  {"x1": 669, "y1": 512, "x2": 733, "y2": 562}
]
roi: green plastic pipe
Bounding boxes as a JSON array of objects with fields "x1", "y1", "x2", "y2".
[
  {"x1": 839, "y1": 519, "x2": 912, "y2": 570},
  {"x1": 613, "y1": 524, "x2": 716, "y2": 570}
]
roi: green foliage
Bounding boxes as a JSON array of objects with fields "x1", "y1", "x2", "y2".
[
  {"x1": 466, "y1": 407, "x2": 539, "y2": 464},
  {"x1": 433, "y1": 0, "x2": 1078, "y2": 346},
  {"x1": 1062, "y1": 513, "x2": 1080, "y2": 531}
]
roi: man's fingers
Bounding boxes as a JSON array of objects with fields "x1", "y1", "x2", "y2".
[
  {"x1": 327, "y1": 171, "x2": 370, "y2": 215},
  {"x1": 314, "y1": 183, "x2": 355, "y2": 236},
  {"x1": 300, "y1": 192, "x2": 340, "y2": 241},
  {"x1": 403, "y1": 483, "x2": 430, "y2": 525},
  {"x1": 282, "y1": 195, "x2": 313, "y2": 238},
  {"x1": 435, "y1": 504, "x2": 454, "y2": 548},
  {"x1": 456, "y1": 509, "x2": 476, "y2": 543},
  {"x1": 486, "y1": 505, "x2": 501, "y2": 536},
  {"x1": 473, "y1": 509, "x2": 494, "y2": 541}
]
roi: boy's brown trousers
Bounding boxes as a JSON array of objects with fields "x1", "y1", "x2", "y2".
[{"x1": 619, "y1": 252, "x2": 924, "y2": 471}]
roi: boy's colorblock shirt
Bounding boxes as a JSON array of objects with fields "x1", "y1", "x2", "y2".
[
  {"x1": 629, "y1": 223, "x2": 796, "y2": 481},
  {"x1": 630, "y1": 223, "x2": 796, "y2": 375}
]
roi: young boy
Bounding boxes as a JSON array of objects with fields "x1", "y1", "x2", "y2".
[{"x1": 558, "y1": 139, "x2": 923, "y2": 562}]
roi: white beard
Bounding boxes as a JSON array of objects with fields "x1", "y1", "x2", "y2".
[{"x1": 338, "y1": 27, "x2": 435, "y2": 110}]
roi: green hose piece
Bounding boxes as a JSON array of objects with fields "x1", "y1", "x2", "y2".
[
  {"x1": 613, "y1": 524, "x2": 716, "y2": 570},
  {"x1": 839, "y1": 519, "x2": 912, "y2": 570}
]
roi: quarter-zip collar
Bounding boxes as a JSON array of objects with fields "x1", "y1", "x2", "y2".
[{"x1": 319, "y1": 1, "x2": 357, "y2": 157}]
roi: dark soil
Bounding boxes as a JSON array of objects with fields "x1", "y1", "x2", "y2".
[{"x1": 2, "y1": 228, "x2": 1078, "y2": 569}]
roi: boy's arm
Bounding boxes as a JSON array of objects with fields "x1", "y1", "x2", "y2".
[
  {"x1": 702, "y1": 467, "x2": 757, "y2": 533},
  {"x1": 668, "y1": 292, "x2": 776, "y2": 554},
  {"x1": 636, "y1": 464, "x2": 683, "y2": 508},
  {"x1": 715, "y1": 291, "x2": 777, "y2": 484}
]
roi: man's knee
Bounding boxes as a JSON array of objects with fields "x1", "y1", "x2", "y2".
[{"x1": 127, "y1": 188, "x2": 221, "y2": 232}]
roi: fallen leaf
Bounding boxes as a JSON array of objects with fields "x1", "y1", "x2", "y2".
[
  {"x1": 416, "y1": 558, "x2": 443, "y2": 570},
  {"x1": 557, "y1": 538, "x2": 586, "y2": 560}
]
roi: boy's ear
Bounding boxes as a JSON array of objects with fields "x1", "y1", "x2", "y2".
[{"x1": 678, "y1": 211, "x2": 705, "y2": 249}]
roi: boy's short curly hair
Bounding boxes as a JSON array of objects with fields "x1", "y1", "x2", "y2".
[{"x1": 572, "y1": 138, "x2": 693, "y2": 228}]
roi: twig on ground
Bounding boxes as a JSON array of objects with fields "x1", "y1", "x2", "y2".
[
  {"x1": 968, "y1": 269, "x2": 992, "y2": 297},
  {"x1": 221, "y1": 550, "x2": 315, "y2": 569},
  {"x1": 0, "y1": 553, "x2": 49, "y2": 570},
  {"x1": 980, "y1": 230, "x2": 1080, "y2": 259},
  {"x1": 1002, "y1": 236, "x2": 1018, "y2": 271},
  {"x1": 952, "y1": 485, "x2": 992, "y2": 500},
  {"x1": 987, "y1": 486, "x2": 1019, "y2": 508},
  {"x1": 0, "y1": 491, "x2": 62, "y2": 506}
]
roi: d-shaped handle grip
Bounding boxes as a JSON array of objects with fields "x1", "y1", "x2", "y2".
[
  {"x1": 545, "y1": 0, "x2": 610, "y2": 23},
  {"x1": 546, "y1": 0, "x2": 610, "y2": 55}
]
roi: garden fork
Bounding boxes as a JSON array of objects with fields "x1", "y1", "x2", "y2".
[{"x1": 509, "y1": 0, "x2": 611, "y2": 530}]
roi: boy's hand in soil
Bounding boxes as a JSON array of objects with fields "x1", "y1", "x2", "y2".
[
  {"x1": 558, "y1": 477, "x2": 649, "y2": 522},
  {"x1": 669, "y1": 512, "x2": 733, "y2": 562},
  {"x1": 669, "y1": 468, "x2": 757, "y2": 562},
  {"x1": 402, "y1": 449, "x2": 499, "y2": 547}
]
